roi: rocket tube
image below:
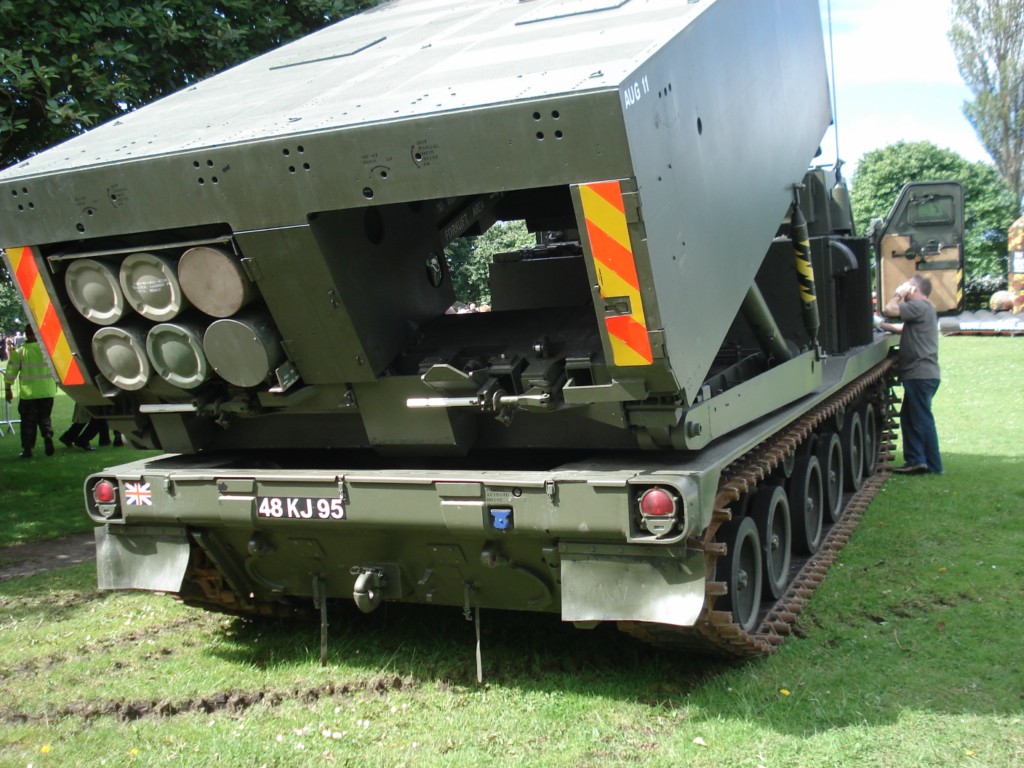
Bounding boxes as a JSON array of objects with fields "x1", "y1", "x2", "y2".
[
  {"x1": 119, "y1": 251, "x2": 189, "y2": 322},
  {"x1": 64, "y1": 258, "x2": 128, "y2": 325},
  {"x1": 147, "y1": 318, "x2": 210, "y2": 389},
  {"x1": 203, "y1": 310, "x2": 284, "y2": 388},
  {"x1": 178, "y1": 246, "x2": 255, "y2": 318},
  {"x1": 92, "y1": 323, "x2": 152, "y2": 391}
]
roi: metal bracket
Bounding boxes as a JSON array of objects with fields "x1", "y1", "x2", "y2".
[{"x1": 312, "y1": 574, "x2": 328, "y2": 666}]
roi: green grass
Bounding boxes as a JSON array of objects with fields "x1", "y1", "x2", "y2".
[
  {"x1": 0, "y1": 390, "x2": 151, "y2": 546},
  {"x1": 0, "y1": 337, "x2": 1022, "y2": 767}
]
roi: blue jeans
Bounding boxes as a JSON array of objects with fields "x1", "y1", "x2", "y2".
[{"x1": 900, "y1": 379, "x2": 942, "y2": 474}]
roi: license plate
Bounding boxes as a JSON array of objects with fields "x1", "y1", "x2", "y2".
[{"x1": 256, "y1": 496, "x2": 346, "y2": 521}]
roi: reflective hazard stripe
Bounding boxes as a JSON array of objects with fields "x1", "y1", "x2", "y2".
[
  {"x1": 1009, "y1": 217, "x2": 1023, "y2": 252},
  {"x1": 6, "y1": 246, "x2": 85, "y2": 386},
  {"x1": 580, "y1": 181, "x2": 653, "y2": 367},
  {"x1": 793, "y1": 237, "x2": 816, "y2": 304}
]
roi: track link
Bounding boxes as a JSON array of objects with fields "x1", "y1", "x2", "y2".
[{"x1": 619, "y1": 358, "x2": 898, "y2": 657}]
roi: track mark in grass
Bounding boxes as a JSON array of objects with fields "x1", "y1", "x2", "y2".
[
  {"x1": 0, "y1": 676, "x2": 413, "y2": 724},
  {"x1": 0, "y1": 615, "x2": 200, "y2": 680}
]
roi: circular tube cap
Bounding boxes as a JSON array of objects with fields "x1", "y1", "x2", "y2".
[
  {"x1": 179, "y1": 246, "x2": 255, "y2": 318},
  {"x1": 92, "y1": 325, "x2": 151, "y2": 391},
  {"x1": 147, "y1": 321, "x2": 209, "y2": 389},
  {"x1": 64, "y1": 259, "x2": 128, "y2": 325},
  {"x1": 119, "y1": 252, "x2": 188, "y2": 322},
  {"x1": 204, "y1": 313, "x2": 284, "y2": 388}
]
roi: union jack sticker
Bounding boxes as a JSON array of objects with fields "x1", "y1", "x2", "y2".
[{"x1": 124, "y1": 481, "x2": 153, "y2": 506}]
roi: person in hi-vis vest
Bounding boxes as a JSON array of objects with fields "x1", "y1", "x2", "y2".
[{"x1": 4, "y1": 324, "x2": 57, "y2": 459}]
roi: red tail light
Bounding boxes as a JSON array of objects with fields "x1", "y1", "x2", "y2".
[
  {"x1": 94, "y1": 480, "x2": 117, "y2": 504},
  {"x1": 639, "y1": 488, "x2": 676, "y2": 517}
]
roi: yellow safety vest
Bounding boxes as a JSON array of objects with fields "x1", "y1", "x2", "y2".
[{"x1": 3, "y1": 342, "x2": 57, "y2": 399}]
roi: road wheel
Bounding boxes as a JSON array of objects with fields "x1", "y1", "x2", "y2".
[
  {"x1": 840, "y1": 407, "x2": 864, "y2": 493},
  {"x1": 789, "y1": 454, "x2": 824, "y2": 555},
  {"x1": 752, "y1": 484, "x2": 792, "y2": 600},
  {"x1": 861, "y1": 402, "x2": 879, "y2": 478},
  {"x1": 816, "y1": 431, "x2": 844, "y2": 523},
  {"x1": 716, "y1": 516, "x2": 763, "y2": 633}
]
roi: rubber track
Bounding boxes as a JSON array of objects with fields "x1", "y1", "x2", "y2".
[{"x1": 619, "y1": 357, "x2": 897, "y2": 657}]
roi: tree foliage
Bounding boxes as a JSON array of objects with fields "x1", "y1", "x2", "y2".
[
  {"x1": 851, "y1": 141, "x2": 1018, "y2": 277},
  {"x1": 0, "y1": 0, "x2": 376, "y2": 167},
  {"x1": 0, "y1": 281, "x2": 24, "y2": 334},
  {"x1": 446, "y1": 222, "x2": 536, "y2": 307},
  {"x1": 948, "y1": 0, "x2": 1024, "y2": 211}
]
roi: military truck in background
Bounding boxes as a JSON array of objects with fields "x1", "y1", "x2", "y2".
[
  {"x1": 874, "y1": 182, "x2": 965, "y2": 315},
  {"x1": 0, "y1": 0, "x2": 948, "y2": 657}
]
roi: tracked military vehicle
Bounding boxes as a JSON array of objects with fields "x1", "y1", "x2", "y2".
[{"x1": 1, "y1": 0, "x2": 932, "y2": 657}]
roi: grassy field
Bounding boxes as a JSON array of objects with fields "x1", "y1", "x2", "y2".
[
  {"x1": 0, "y1": 389, "x2": 145, "y2": 547},
  {"x1": 1, "y1": 336, "x2": 1022, "y2": 767}
]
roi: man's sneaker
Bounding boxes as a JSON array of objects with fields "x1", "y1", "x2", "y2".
[
  {"x1": 18, "y1": 449, "x2": 32, "y2": 459},
  {"x1": 44, "y1": 437, "x2": 55, "y2": 456},
  {"x1": 891, "y1": 463, "x2": 929, "y2": 475}
]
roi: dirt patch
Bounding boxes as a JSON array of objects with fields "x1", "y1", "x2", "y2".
[
  {"x1": 0, "y1": 532, "x2": 95, "y2": 582},
  {"x1": 2, "y1": 677, "x2": 411, "y2": 723}
]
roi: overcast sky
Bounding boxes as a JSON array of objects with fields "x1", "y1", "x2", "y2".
[{"x1": 814, "y1": 0, "x2": 992, "y2": 178}]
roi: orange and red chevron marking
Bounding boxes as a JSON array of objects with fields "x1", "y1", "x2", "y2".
[
  {"x1": 6, "y1": 246, "x2": 85, "y2": 386},
  {"x1": 580, "y1": 181, "x2": 653, "y2": 367},
  {"x1": 1010, "y1": 215, "x2": 1024, "y2": 253}
]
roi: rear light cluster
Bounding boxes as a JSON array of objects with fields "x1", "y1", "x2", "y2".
[
  {"x1": 94, "y1": 480, "x2": 116, "y2": 503},
  {"x1": 638, "y1": 487, "x2": 680, "y2": 537},
  {"x1": 90, "y1": 478, "x2": 121, "y2": 520}
]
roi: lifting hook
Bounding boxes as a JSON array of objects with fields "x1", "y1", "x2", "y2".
[{"x1": 352, "y1": 567, "x2": 386, "y2": 613}]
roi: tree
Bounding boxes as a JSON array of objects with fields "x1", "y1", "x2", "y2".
[
  {"x1": 0, "y1": 281, "x2": 23, "y2": 335},
  {"x1": 948, "y1": 0, "x2": 1024, "y2": 212},
  {"x1": 851, "y1": 141, "x2": 1018, "y2": 278},
  {"x1": 0, "y1": 0, "x2": 376, "y2": 167},
  {"x1": 446, "y1": 222, "x2": 536, "y2": 307}
]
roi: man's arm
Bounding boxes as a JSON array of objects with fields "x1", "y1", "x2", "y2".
[
  {"x1": 3, "y1": 348, "x2": 19, "y2": 401},
  {"x1": 880, "y1": 292, "x2": 904, "y2": 333},
  {"x1": 3, "y1": 347, "x2": 20, "y2": 383},
  {"x1": 880, "y1": 281, "x2": 913, "y2": 333},
  {"x1": 882, "y1": 287, "x2": 907, "y2": 318}
]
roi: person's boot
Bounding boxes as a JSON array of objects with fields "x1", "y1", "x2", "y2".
[
  {"x1": 60, "y1": 421, "x2": 85, "y2": 447},
  {"x1": 18, "y1": 449, "x2": 32, "y2": 459},
  {"x1": 44, "y1": 437, "x2": 55, "y2": 456}
]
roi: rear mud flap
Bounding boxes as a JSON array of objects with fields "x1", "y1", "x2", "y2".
[
  {"x1": 560, "y1": 545, "x2": 705, "y2": 626},
  {"x1": 95, "y1": 526, "x2": 191, "y2": 592}
]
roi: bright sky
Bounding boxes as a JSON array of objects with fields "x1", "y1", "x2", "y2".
[{"x1": 815, "y1": 0, "x2": 993, "y2": 179}]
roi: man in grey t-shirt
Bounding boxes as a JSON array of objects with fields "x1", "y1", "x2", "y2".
[{"x1": 880, "y1": 275, "x2": 942, "y2": 475}]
